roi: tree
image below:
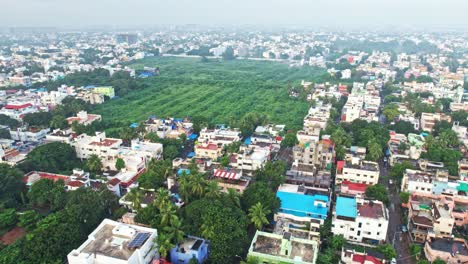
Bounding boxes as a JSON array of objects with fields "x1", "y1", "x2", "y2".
[
  {"x1": 0, "y1": 164, "x2": 24, "y2": 207},
  {"x1": 382, "y1": 104, "x2": 400, "y2": 121},
  {"x1": 248, "y1": 202, "x2": 270, "y2": 230},
  {"x1": 377, "y1": 244, "x2": 397, "y2": 260},
  {"x1": 433, "y1": 258, "x2": 446, "y2": 264},
  {"x1": 366, "y1": 138, "x2": 383, "y2": 161},
  {"x1": 119, "y1": 127, "x2": 136, "y2": 146},
  {"x1": 164, "y1": 216, "x2": 185, "y2": 244},
  {"x1": 205, "y1": 180, "x2": 221, "y2": 199},
  {"x1": 400, "y1": 192, "x2": 410, "y2": 204},
  {"x1": 365, "y1": 184, "x2": 389, "y2": 205},
  {"x1": 18, "y1": 210, "x2": 42, "y2": 231},
  {"x1": 19, "y1": 142, "x2": 81, "y2": 174},
  {"x1": 226, "y1": 188, "x2": 241, "y2": 208},
  {"x1": 126, "y1": 188, "x2": 143, "y2": 211},
  {"x1": 432, "y1": 120, "x2": 452, "y2": 136},
  {"x1": 115, "y1": 158, "x2": 126, "y2": 171},
  {"x1": 159, "y1": 203, "x2": 177, "y2": 227},
  {"x1": 23, "y1": 112, "x2": 53, "y2": 127},
  {"x1": 156, "y1": 232, "x2": 174, "y2": 259},
  {"x1": 281, "y1": 132, "x2": 298, "y2": 147},
  {"x1": 49, "y1": 114, "x2": 67, "y2": 129},
  {"x1": 163, "y1": 145, "x2": 179, "y2": 160},
  {"x1": 222, "y1": 46, "x2": 235, "y2": 60},
  {"x1": 28, "y1": 179, "x2": 67, "y2": 211},
  {"x1": 86, "y1": 154, "x2": 103, "y2": 174},
  {"x1": 388, "y1": 120, "x2": 417, "y2": 135},
  {"x1": 254, "y1": 161, "x2": 286, "y2": 190},
  {"x1": 0, "y1": 114, "x2": 20, "y2": 128},
  {"x1": 220, "y1": 155, "x2": 230, "y2": 167},
  {"x1": 410, "y1": 243, "x2": 422, "y2": 260},
  {"x1": 0, "y1": 209, "x2": 17, "y2": 229},
  {"x1": 437, "y1": 129, "x2": 460, "y2": 148},
  {"x1": 390, "y1": 161, "x2": 414, "y2": 183},
  {"x1": 182, "y1": 198, "x2": 249, "y2": 264},
  {"x1": 242, "y1": 182, "x2": 280, "y2": 220},
  {"x1": 241, "y1": 256, "x2": 261, "y2": 264}
]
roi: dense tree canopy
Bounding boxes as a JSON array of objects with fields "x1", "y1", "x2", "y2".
[
  {"x1": 19, "y1": 142, "x2": 81, "y2": 174},
  {"x1": 0, "y1": 164, "x2": 25, "y2": 207}
]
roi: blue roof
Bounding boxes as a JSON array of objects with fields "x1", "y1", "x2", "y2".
[
  {"x1": 244, "y1": 137, "x2": 251, "y2": 145},
  {"x1": 129, "y1": 123, "x2": 138, "y2": 128},
  {"x1": 187, "y1": 152, "x2": 195, "y2": 158},
  {"x1": 177, "y1": 169, "x2": 190, "y2": 176},
  {"x1": 188, "y1": 134, "x2": 198, "y2": 140},
  {"x1": 336, "y1": 196, "x2": 357, "y2": 218},
  {"x1": 277, "y1": 191, "x2": 329, "y2": 219}
]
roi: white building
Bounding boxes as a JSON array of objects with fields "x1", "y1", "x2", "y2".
[
  {"x1": 10, "y1": 127, "x2": 50, "y2": 142},
  {"x1": 198, "y1": 127, "x2": 241, "y2": 147},
  {"x1": 67, "y1": 218, "x2": 158, "y2": 264},
  {"x1": 67, "y1": 111, "x2": 102, "y2": 126},
  {"x1": 336, "y1": 158, "x2": 380, "y2": 185},
  {"x1": 234, "y1": 144, "x2": 270, "y2": 173},
  {"x1": 332, "y1": 196, "x2": 389, "y2": 244},
  {"x1": 0, "y1": 102, "x2": 37, "y2": 120}
]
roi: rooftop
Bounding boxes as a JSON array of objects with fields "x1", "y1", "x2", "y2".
[
  {"x1": 277, "y1": 186, "x2": 329, "y2": 219},
  {"x1": 429, "y1": 238, "x2": 468, "y2": 256},
  {"x1": 336, "y1": 196, "x2": 357, "y2": 218}
]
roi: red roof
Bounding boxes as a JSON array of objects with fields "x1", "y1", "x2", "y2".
[
  {"x1": 352, "y1": 254, "x2": 382, "y2": 264},
  {"x1": 214, "y1": 169, "x2": 241, "y2": 180},
  {"x1": 337, "y1": 160, "x2": 345, "y2": 172},
  {"x1": 67, "y1": 180, "x2": 85, "y2": 187},
  {"x1": 197, "y1": 143, "x2": 218, "y2": 150},
  {"x1": 107, "y1": 178, "x2": 121, "y2": 186},
  {"x1": 342, "y1": 180, "x2": 368, "y2": 193},
  {"x1": 90, "y1": 139, "x2": 119, "y2": 147},
  {"x1": 4, "y1": 103, "x2": 33, "y2": 110}
]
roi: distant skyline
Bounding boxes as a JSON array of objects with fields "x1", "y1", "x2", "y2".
[{"x1": 1, "y1": 0, "x2": 467, "y2": 29}]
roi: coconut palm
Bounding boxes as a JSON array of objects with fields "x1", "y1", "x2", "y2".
[
  {"x1": 366, "y1": 139, "x2": 383, "y2": 161},
  {"x1": 226, "y1": 188, "x2": 241, "y2": 208},
  {"x1": 159, "y1": 203, "x2": 177, "y2": 226},
  {"x1": 189, "y1": 174, "x2": 206, "y2": 198},
  {"x1": 86, "y1": 154, "x2": 103, "y2": 174},
  {"x1": 200, "y1": 222, "x2": 215, "y2": 240},
  {"x1": 155, "y1": 232, "x2": 174, "y2": 259},
  {"x1": 204, "y1": 180, "x2": 221, "y2": 199},
  {"x1": 49, "y1": 115, "x2": 67, "y2": 129},
  {"x1": 119, "y1": 127, "x2": 136, "y2": 146},
  {"x1": 248, "y1": 202, "x2": 270, "y2": 230},
  {"x1": 178, "y1": 174, "x2": 191, "y2": 201},
  {"x1": 126, "y1": 188, "x2": 143, "y2": 211},
  {"x1": 164, "y1": 216, "x2": 185, "y2": 244},
  {"x1": 155, "y1": 188, "x2": 171, "y2": 210}
]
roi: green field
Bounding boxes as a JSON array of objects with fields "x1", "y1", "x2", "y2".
[{"x1": 92, "y1": 57, "x2": 329, "y2": 130}]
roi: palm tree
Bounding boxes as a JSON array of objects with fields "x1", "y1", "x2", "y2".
[
  {"x1": 189, "y1": 174, "x2": 206, "y2": 198},
  {"x1": 178, "y1": 174, "x2": 191, "y2": 201},
  {"x1": 155, "y1": 232, "x2": 174, "y2": 259},
  {"x1": 159, "y1": 203, "x2": 177, "y2": 226},
  {"x1": 155, "y1": 188, "x2": 171, "y2": 210},
  {"x1": 204, "y1": 180, "x2": 221, "y2": 199},
  {"x1": 119, "y1": 127, "x2": 136, "y2": 146},
  {"x1": 50, "y1": 115, "x2": 67, "y2": 129},
  {"x1": 248, "y1": 202, "x2": 270, "y2": 230},
  {"x1": 200, "y1": 223, "x2": 215, "y2": 240},
  {"x1": 86, "y1": 154, "x2": 103, "y2": 174},
  {"x1": 164, "y1": 216, "x2": 185, "y2": 244},
  {"x1": 226, "y1": 188, "x2": 241, "y2": 208},
  {"x1": 126, "y1": 188, "x2": 143, "y2": 211},
  {"x1": 367, "y1": 139, "x2": 383, "y2": 161}
]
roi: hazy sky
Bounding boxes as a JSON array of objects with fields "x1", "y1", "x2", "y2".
[{"x1": 1, "y1": 0, "x2": 467, "y2": 28}]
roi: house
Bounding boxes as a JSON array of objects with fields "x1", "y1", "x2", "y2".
[
  {"x1": 335, "y1": 159, "x2": 380, "y2": 185},
  {"x1": 67, "y1": 110, "x2": 102, "y2": 126},
  {"x1": 234, "y1": 144, "x2": 270, "y2": 173},
  {"x1": 275, "y1": 184, "x2": 329, "y2": 224},
  {"x1": 247, "y1": 231, "x2": 318, "y2": 264},
  {"x1": 45, "y1": 128, "x2": 75, "y2": 143},
  {"x1": 144, "y1": 117, "x2": 193, "y2": 139},
  {"x1": 341, "y1": 247, "x2": 388, "y2": 264},
  {"x1": 23, "y1": 169, "x2": 91, "y2": 191},
  {"x1": 340, "y1": 180, "x2": 369, "y2": 197},
  {"x1": 424, "y1": 238, "x2": 468, "y2": 264},
  {"x1": 332, "y1": 196, "x2": 389, "y2": 244},
  {"x1": 67, "y1": 219, "x2": 158, "y2": 264},
  {"x1": 194, "y1": 142, "x2": 222, "y2": 160},
  {"x1": 420, "y1": 113, "x2": 451, "y2": 132},
  {"x1": 286, "y1": 162, "x2": 331, "y2": 191},
  {"x1": 10, "y1": 126, "x2": 50, "y2": 142},
  {"x1": 212, "y1": 168, "x2": 250, "y2": 193},
  {"x1": 293, "y1": 138, "x2": 335, "y2": 171},
  {"x1": 0, "y1": 102, "x2": 37, "y2": 120},
  {"x1": 170, "y1": 236, "x2": 209, "y2": 264},
  {"x1": 93, "y1": 86, "x2": 115, "y2": 98},
  {"x1": 198, "y1": 127, "x2": 241, "y2": 147}
]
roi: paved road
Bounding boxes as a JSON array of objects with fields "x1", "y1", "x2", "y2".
[{"x1": 379, "y1": 151, "x2": 414, "y2": 263}]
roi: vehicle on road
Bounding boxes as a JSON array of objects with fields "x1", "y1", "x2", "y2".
[{"x1": 401, "y1": 224, "x2": 408, "y2": 233}]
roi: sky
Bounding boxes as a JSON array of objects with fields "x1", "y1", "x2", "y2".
[{"x1": 1, "y1": 0, "x2": 467, "y2": 29}]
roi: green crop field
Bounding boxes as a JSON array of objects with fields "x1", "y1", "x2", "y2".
[{"x1": 92, "y1": 57, "x2": 329, "y2": 130}]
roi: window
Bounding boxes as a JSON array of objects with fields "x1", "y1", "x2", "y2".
[
  {"x1": 358, "y1": 223, "x2": 362, "y2": 228},
  {"x1": 357, "y1": 231, "x2": 361, "y2": 236},
  {"x1": 377, "y1": 232, "x2": 380, "y2": 235},
  {"x1": 378, "y1": 224, "x2": 382, "y2": 227}
]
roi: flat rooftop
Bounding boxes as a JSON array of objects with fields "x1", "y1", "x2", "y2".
[
  {"x1": 252, "y1": 232, "x2": 316, "y2": 263},
  {"x1": 277, "y1": 187, "x2": 328, "y2": 219},
  {"x1": 81, "y1": 224, "x2": 137, "y2": 260},
  {"x1": 336, "y1": 196, "x2": 357, "y2": 218}
]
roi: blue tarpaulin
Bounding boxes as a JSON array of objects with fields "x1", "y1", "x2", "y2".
[
  {"x1": 188, "y1": 134, "x2": 198, "y2": 140},
  {"x1": 187, "y1": 152, "x2": 195, "y2": 158}
]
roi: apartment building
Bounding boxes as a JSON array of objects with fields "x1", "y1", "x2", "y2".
[
  {"x1": 212, "y1": 168, "x2": 250, "y2": 193},
  {"x1": 332, "y1": 196, "x2": 389, "y2": 244},
  {"x1": 67, "y1": 219, "x2": 157, "y2": 264},
  {"x1": 424, "y1": 238, "x2": 468, "y2": 264},
  {"x1": 198, "y1": 127, "x2": 241, "y2": 147},
  {"x1": 336, "y1": 158, "x2": 380, "y2": 185},
  {"x1": 9, "y1": 126, "x2": 50, "y2": 142},
  {"x1": 0, "y1": 102, "x2": 37, "y2": 120},
  {"x1": 293, "y1": 138, "x2": 335, "y2": 171},
  {"x1": 420, "y1": 112, "x2": 451, "y2": 132},
  {"x1": 194, "y1": 142, "x2": 222, "y2": 160},
  {"x1": 67, "y1": 111, "x2": 102, "y2": 126},
  {"x1": 234, "y1": 144, "x2": 270, "y2": 173}
]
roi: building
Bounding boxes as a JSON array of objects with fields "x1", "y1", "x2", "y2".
[
  {"x1": 247, "y1": 231, "x2": 318, "y2": 264},
  {"x1": 93, "y1": 86, "x2": 115, "y2": 98},
  {"x1": 23, "y1": 169, "x2": 91, "y2": 191},
  {"x1": 424, "y1": 238, "x2": 468, "y2": 264},
  {"x1": 332, "y1": 196, "x2": 389, "y2": 244},
  {"x1": 67, "y1": 219, "x2": 157, "y2": 264},
  {"x1": 276, "y1": 184, "x2": 329, "y2": 224},
  {"x1": 420, "y1": 112, "x2": 451, "y2": 132},
  {"x1": 212, "y1": 168, "x2": 250, "y2": 193},
  {"x1": 341, "y1": 247, "x2": 388, "y2": 264},
  {"x1": 0, "y1": 102, "x2": 37, "y2": 120},
  {"x1": 234, "y1": 144, "x2": 270, "y2": 173},
  {"x1": 170, "y1": 236, "x2": 209, "y2": 264},
  {"x1": 293, "y1": 138, "x2": 334, "y2": 171},
  {"x1": 10, "y1": 126, "x2": 50, "y2": 142},
  {"x1": 198, "y1": 127, "x2": 241, "y2": 147},
  {"x1": 336, "y1": 159, "x2": 380, "y2": 185},
  {"x1": 67, "y1": 111, "x2": 102, "y2": 126},
  {"x1": 194, "y1": 142, "x2": 222, "y2": 160}
]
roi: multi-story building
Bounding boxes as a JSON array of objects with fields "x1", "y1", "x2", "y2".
[
  {"x1": 293, "y1": 138, "x2": 334, "y2": 171},
  {"x1": 424, "y1": 238, "x2": 468, "y2": 264},
  {"x1": 247, "y1": 231, "x2": 318, "y2": 264},
  {"x1": 336, "y1": 159, "x2": 379, "y2": 185},
  {"x1": 420, "y1": 112, "x2": 451, "y2": 132},
  {"x1": 194, "y1": 142, "x2": 222, "y2": 160},
  {"x1": 144, "y1": 116, "x2": 193, "y2": 139},
  {"x1": 0, "y1": 102, "x2": 37, "y2": 120},
  {"x1": 212, "y1": 168, "x2": 250, "y2": 193},
  {"x1": 332, "y1": 196, "x2": 389, "y2": 244},
  {"x1": 9, "y1": 126, "x2": 50, "y2": 142},
  {"x1": 234, "y1": 144, "x2": 270, "y2": 173},
  {"x1": 67, "y1": 111, "x2": 102, "y2": 126},
  {"x1": 198, "y1": 127, "x2": 241, "y2": 147},
  {"x1": 67, "y1": 219, "x2": 157, "y2": 264}
]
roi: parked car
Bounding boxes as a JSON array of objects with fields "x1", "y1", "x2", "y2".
[{"x1": 401, "y1": 224, "x2": 408, "y2": 233}]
